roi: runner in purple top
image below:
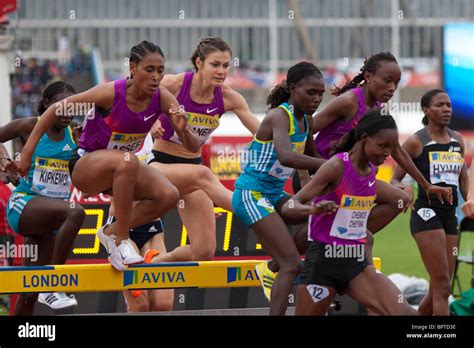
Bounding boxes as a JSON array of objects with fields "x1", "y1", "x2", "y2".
[
  {"x1": 314, "y1": 86, "x2": 381, "y2": 159},
  {"x1": 309, "y1": 52, "x2": 452, "y2": 261},
  {"x1": 282, "y1": 111, "x2": 416, "y2": 315},
  {"x1": 16, "y1": 41, "x2": 199, "y2": 271},
  {"x1": 149, "y1": 37, "x2": 260, "y2": 263}
]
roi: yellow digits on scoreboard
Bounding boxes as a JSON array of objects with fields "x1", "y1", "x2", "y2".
[
  {"x1": 179, "y1": 208, "x2": 233, "y2": 251},
  {"x1": 72, "y1": 209, "x2": 104, "y2": 255}
]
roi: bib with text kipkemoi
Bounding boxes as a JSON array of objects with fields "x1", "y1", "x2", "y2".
[{"x1": 32, "y1": 157, "x2": 71, "y2": 198}]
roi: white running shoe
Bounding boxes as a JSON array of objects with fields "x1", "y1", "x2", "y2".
[
  {"x1": 97, "y1": 224, "x2": 116, "y2": 254},
  {"x1": 116, "y1": 239, "x2": 144, "y2": 265},
  {"x1": 97, "y1": 224, "x2": 125, "y2": 271},
  {"x1": 38, "y1": 292, "x2": 78, "y2": 309}
]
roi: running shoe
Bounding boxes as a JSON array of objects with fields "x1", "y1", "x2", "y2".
[
  {"x1": 38, "y1": 292, "x2": 78, "y2": 309},
  {"x1": 97, "y1": 224, "x2": 125, "y2": 271},
  {"x1": 255, "y1": 262, "x2": 277, "y2": 302}
]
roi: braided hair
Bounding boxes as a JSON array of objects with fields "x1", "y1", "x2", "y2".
[
  {"x1": 332, "y1": 52, "x2": 398, "y2": 96},
  {"x1": 129, "y1": 41, "x2": 164, "y2": 78},
  {"x1": 266, "y1": 62, "x2": 323, "y2": 110}
]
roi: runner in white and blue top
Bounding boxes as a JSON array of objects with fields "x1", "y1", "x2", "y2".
[
  {"x1": 231, "y1": 62, "x2": 327, "y2": 315},
  {"x1": 0, "y1": 81, "x2": 85, "y2": 314}
]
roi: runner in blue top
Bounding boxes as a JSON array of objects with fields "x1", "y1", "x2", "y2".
[
  {"x1": 0, "y1": 81, "x2": 85, "y2": 314},
  {"x1": 232, "y1": 62, "x2": 330, "y2": 315}
]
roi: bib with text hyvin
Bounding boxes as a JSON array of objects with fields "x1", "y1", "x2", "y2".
[{"x1": 429, "y1": 151, "x2": 464, "y2": 186}]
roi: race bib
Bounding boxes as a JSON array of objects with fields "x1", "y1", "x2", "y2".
[
  {"x1": 306, "y1": 284, "x2": 330, "y2": 303},
  {"x1": 107, "y1": 132, "x2": 147, "y2": 153},
  {"x1": 417, "y1": 208, "x2": 436, "y2": 221},
  {"x1": 170, "y1": 112, "x2": 220, "y2": 146},
  {"x1": 267, "y1": 140, "x2": 306, "y2": 179},
  {"x1": 329, "y1": 194, "x2": 375, "y2": 240},
  {"x1": 268, "y1": 159, "x2": 294, "y2": 180},
  {"x1": 31, "y1": 157, "x2": 71, "y2": 198},
  {"x1": 429, "y1": 151, "x2": 463, "y2": 186}
]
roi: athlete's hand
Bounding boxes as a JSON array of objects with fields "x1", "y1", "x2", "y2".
[
  {"x1": 394, "y1": 183, "x2": 414, "y2": 212},
  {"x1": 425, "y1": 185, "x2": 453, "y2": 205},
  {"x1": 16, "y1": 150, "x2": 33, "y2": 178},
  {"x1": 168, "y1": 103, "x2": 188, "y2": 132},
  {"x1": 461, "y1": 199, "x2": 474, "y2": 219},
  {"x1": 150, "y1": 119, "x2": 165, "y2": 139},
  {"x1": 72, "y1": 125, "x2": 83, "y2": 143},
  {"x1": 0, "y1": 157, "x2": 12, "y2": 172},
  {"x1": 310, "y1": 200, "x2": 338, "y2": 215}
]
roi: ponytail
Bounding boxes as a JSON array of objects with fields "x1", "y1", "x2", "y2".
[{"x1": 266, "y1": 80, "x2": 290, "y2": 109}]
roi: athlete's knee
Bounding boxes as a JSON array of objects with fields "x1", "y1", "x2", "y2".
[
  {"x1": 160, "y1": 185, "x2": 180, "y2": 208},
  {"x1": 66, "y1": 205, "x2": 85, "y2": 226},
  {"x1": 279, "y1": 257, "x2": 302, "y2": 276},
  {"x1": 191, "y1": 243, "x2": 215, "y2": 261},
  {"x1": 195, "y1": 165, "x2": 216, "y2": 187},
  {"x1": 116, "y1": 153, "x2": 140, "y2": 175}
]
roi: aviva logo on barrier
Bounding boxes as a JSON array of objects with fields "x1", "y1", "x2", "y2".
[
  {"x1": 123, "y1": 270, "x2": 185, "y2": 287},
  {"x1": 227, "y1": 267, "x2": 259, "y2": 283},
  {"x1": 123, "y1": 270, "x2": 139, "y2": 286}
]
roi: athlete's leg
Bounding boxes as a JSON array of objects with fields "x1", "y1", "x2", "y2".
[
  {"x1": 126, "y1": 163, "x2": 180, "y2": 229},
  {"x1": 72, "y1": 149, "x2": 140, "y2": 242},
  {"x1": 122, "y1": 239, "x2": 148, "y2": 312},
  {"x1": 14, "y1": 234, "x2": 55, "y2": 315},
  {"x1": 146, "y1": 234, "x2": 174, "y2": 311},
  {"x1": 149, "y1": 162, "x2": 233, "y2": 211},
  {"x1": 294, "y1": 284, "x2": 336, "y2": 315},
  {"x1": 80, "y1": 153, "x2": 179, "y2": 239},
  {"x1": 265, "y1": 196, "x2": 309, "y2": 274},
  {"x1": 18, "y1": 198, "x2": 84, "y2": 265},
  {"x1": 17, "y1": 197, "x2": 84, "y2": 264},
  {"x1": 251, "y1": 213, "x2": 302, "y2": 315},
  {"x1": 417, "y1": 234, "x2": 457, "y2": 316},
  {"x1": 345, "y1": 265, "x2": 417, "y2": 315},
  {"x1": 413, "y1": 229, "x2": 451, "y2": 315},
  {"x1": 368, "y1": 180, "x2": 410, "y2": 234},
  {"x1": 154, "y1": 190, "x2": 216, "y2": 262}
]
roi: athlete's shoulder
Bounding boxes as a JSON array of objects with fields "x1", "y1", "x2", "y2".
[
  {"x1": 449, "y1": 129, "x2": 466, "y2": 149},
  {"x1": 319, "y1": 154, "x2": 345, "y2": 180},
  {"x1": 339, "y1": 88, "x2": 359, "y2": 103},
  {"x1": 320, "y1": 89, "x2": 358, "y2": 120},
  {"x1": 449, "y1": 128, "x2": 464, "y2": 141},
  {"x1": 221, "y1": 84, "x2": 246, "y2": 110},
  {"x1": 161, "y1": 73, "x2": 185, "y2": 95}
]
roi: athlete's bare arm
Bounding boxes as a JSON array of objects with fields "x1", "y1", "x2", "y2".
[{"x1": 222, "y1": 85, "x2": 260, "y2": 135}]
